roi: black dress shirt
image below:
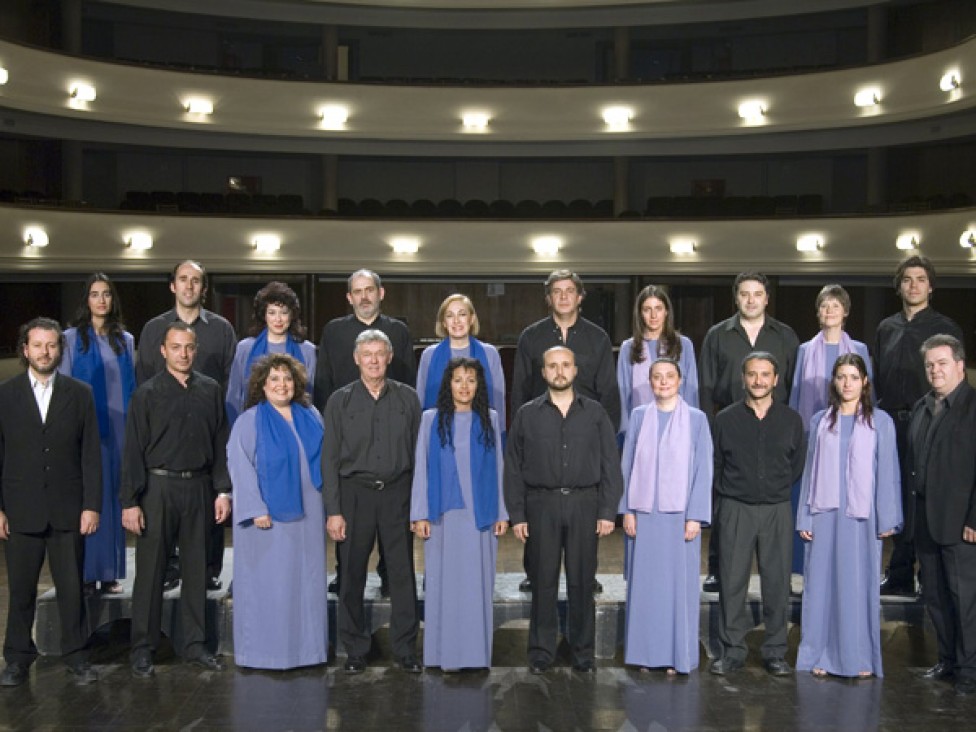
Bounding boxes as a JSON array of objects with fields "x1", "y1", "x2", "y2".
[
  {"x1": 510, "y1": 315, "x2": 620, "y2": 428},
  {"x1": 698, "y1": 314, "x2": 799, "y2": 417},
  {"x1": 504, "y1": 393, "x2": 624, "y2": 525},
  {"x1": 910, "y1": 380, "x2": 965, "y2": 496},
  {"x1": 121, "y1": 370, "x2": 231, "y2": 507},
  {"x1": 313, "y1": 314, "x2": 415, "y2": 412},
  {"x1": 321, "y1": 379, "x2": 421, "y2": 517},
  {"x1": 713, "y1": 400, "x2": 806, "y2": 505},
  {"x1": 874, "y1": 306, "x2": 963, "y2": 412},
  {"x1": 136, "y1": 308, "x2": 237, "y2": 388}
]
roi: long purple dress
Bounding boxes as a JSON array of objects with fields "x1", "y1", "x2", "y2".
[
  {"x1": 416, "y1": 341, "x2": 506, "y2": 428},
  {"x1": 228, "y1": 407, "x2": 328, "y2": 669},
  {"x1": 620, "y1": 404, "x2": 712, "y2": 672},
  {"x1": 226, "y1": 337, "x2": 317, "y2": 424},
  {"x1": 60, "y1": 328, "x2": 134, "y2": 583},
  {"x1": 410, "y1": 409, "x2": 507, "y2": 670},
  {"x1": 796, "y1": 410, "x2": 902, "y2": 677},
  {"x1": 616, "y1": 336, "x2": 698, "y2": 438}
]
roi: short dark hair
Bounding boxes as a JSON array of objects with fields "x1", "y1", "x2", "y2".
[
  {"x1": 741, "y1": 350, "x2": 779, "y2": 376},
  {"x1": 732, "y1": 271, "x2": 769, "y2": 299},
  {"x1": 544, "y1": 269, "x2": 586, "y2": 299},
  {"x1": 163, "y1": 320, "x2": 196, "y2": 342},
  {"x1": 893, "y1": 255, "x2": 936, "y2": 291},
  {"x1": 18, "y1": 317, "x2": 64, "y2": 368},
  {"x1": 815, "y1": 284, "x2": 851, "y2": 316},
  {"x1": 921, "y1": 333, "x2": 965, "y2": 363}
]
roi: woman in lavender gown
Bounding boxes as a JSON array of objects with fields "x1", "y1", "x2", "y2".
[
  {"x1": 228, "y1": 354, "x2": 328, "y2": 669},
  {"x1": 788, "y1": 284, "x2": 871, "y2": 574},
  {"x1": 617, "y1": 285, "x2": 698, "y2": 441},
  {"x1": 796, "y1": 353, "x2": 902, "y2": 678},
  {"x1": 60, "y1": 273, "x2": 135, "y2": 594},
  {"x1": 411, "y1": 357, "x2": 507, "y2": 671},
  {"x1": 416, "y1": 294, "x2": 505, "y2": 437},
  {"x1": 226, "y1": 281, "x2": 316, "y2": 424},
  {"x1": 621, "y1": 358, "x2": 712, "y2": 674}
]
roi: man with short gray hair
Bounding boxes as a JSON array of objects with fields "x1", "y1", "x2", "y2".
[{"x1": 322, "y1": 330, "x2": 422, "y2": 674}]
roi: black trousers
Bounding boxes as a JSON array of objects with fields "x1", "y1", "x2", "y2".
[
  {"x1": 915, "y1": 497, "x2": 976, "y2": 679},
  {"x1": 885, "y1": 410, "x2": 917, "y2": 584},
  {"x1": 525, "y1": 487, "x2": 599, "y2": 666},
  {"x1": 130, "y1": 473, "x2": 212, "y2": 659},
  {"x1": 337, "y1": 478, "x2": 417, "y2": 659},
  {"x1": 3, "y1": 527, "x2": 88, "y2": 666}
]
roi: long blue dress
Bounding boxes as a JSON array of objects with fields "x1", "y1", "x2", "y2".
[
  {"x1": 796, "y1": 410, "x2": 902, "y2": 677},
  {"x1": 416, "y1": 341, "x2": 506, "y2": 429},
  {"x1": 60, "y1": 328, "x2": 134, "y2": 583},
  {"x1": 616, "y1": 336, "x2": 698, "y2": 439},
  {"x1": 788, "y1": 337, "x2": 871, "y2": 573},
  {"x1": 228, "y1": 407, "x2": 328, "y2": 669},
  {"x1": 410, "y1": 409, "x2": 507, "y2": 670},
  {"x1": 620, "y1": 404, "x2": 712, "y2": 672},
  {"x1": 225, "y1": 337, "x2": 317, "y2": 424}
]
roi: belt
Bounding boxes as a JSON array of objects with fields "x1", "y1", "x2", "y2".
[
  {"x1": 149, "y1": 468, "x2": 208, "y2": 480},
  {"x1": 531, "y1": 485, "x2": 596, "y2": 495},
  {"x1": 344, "y1": 475, "x2": 408, "y2": 491}
]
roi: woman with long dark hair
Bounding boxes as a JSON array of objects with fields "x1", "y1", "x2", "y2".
[
  {"x1": 226, "y1": 281, "x2": 316, "y2": 423},
  {"x1": 617, "y1": 285, "x2": 698, "y2": 440},
  {"x1": 410, "y1": 357, "x2": 507, "y2": 671},
  {"x1": 796, "y1": 353, "x2": 901, "y2": 678},
  {"x1": 59, "y1": 272, "x2": 136, "y2": 594}
]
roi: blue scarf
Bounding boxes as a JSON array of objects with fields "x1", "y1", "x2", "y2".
[
  {"x1": 426, "y1": 413, "x2": 498, "y2": 531},
  {"x1": 255, "y1": 401, "x2": 323, "y2": 522},
  {"x1": 245, "y1": 328, "x2": 306, "y2": 376},
  {"x1": 422, "y1": 337, "x2": 495, "y2": 411},
  {"x1": 71, "y1": 327, "x2": 135, "y2": 440}
]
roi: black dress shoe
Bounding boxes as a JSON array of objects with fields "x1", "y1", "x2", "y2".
[
  {"x1": 379, "y1": 580, "x2": 390, "y2": 599},
  {"x1": 710, "y1": 657, "x2": 744, "y2": 675},
  {"x1": 130, "y1": 652, "x2": 155, "y2": 679},
  {"x1": 922, "y1": 661, "x2": 955, "y2": 680},
  {"x1": 879, "y1": 575, "x2": 914, "y2": 596},
  {"x1": 0, "y1": 662, "x2": 29, "y2": 687},
  {"x1": 207, "y1": 576, "x2": 222, "y2": 591},
  {"x1": 592, "y1": 580, "x2": 603, "y2": 595},
  {"x1": 702, "y1": 575, "x2": 720, "y2": 593},
  {"x1": 66, "y1": 662, "x2": 98, "y2": 685},
  {"x1": 187, "y1": 653, "x2": 225, "y2": 672},
  {"x1": 528, "y1": 661, "x2": 549, "y2": 675},
  {"x1": 396, "y1": 656, "x2": 422, "y2": 673},
  {"x1": 573, "y1": 660, "x2": 596, "y2": 673},
  {"x1": 519, "y1": 577, "x2": 532, "y2": 593},
  {"x1": 764, "y1": 658, "x2": 793, "y2": 676},
  {"x1": 328, "y1": 577, "x2": 340, "y2": 594},
  {"x1": 344, "y1": 656, "x2": 366, "y2": 674},
  {"x1": 955, "y1": 677, "x2": 976, "y2": 695}
]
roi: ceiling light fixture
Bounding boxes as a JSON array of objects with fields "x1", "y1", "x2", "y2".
[
  {"x1": 737, "y1": 100, "x2": 766, "y2": 123},
  {"x1": 531, "y1": 236, "x2": 562, "y2": 256},
  {"x1": 940, "y1": 71, "x2": 961, "y2": 92},
  {"x1": 896, "y1": 233, "x2": 920, "y2": 250},
  {"x1": 23, "y1": 227, "x2": 48, "y2": 247},
  {"x1": 125, "y1": 232, "x2": 153, "y2": 250},
  {"x1": 318, "y1": 104, "x2": 349, "y2": 130},
  {"x1": 461, "y1": 112, "x2": 490, "y2": 132},
  {"x1": 252, "y1": 234, "x2": 281, "y2": 253},
  {"x1": 854, "y1": 87, "x2": 881, "y2": 107},
  {"x1": 959, "y1": 230, "x2": 975, "y2": 248},
  {"x1": 796, "y1": 234, "x2": 823, "y2": 252},
  {"x1": 184, "y1": 97, "x2": 214, "y2": 115},
  {"x1": 0, "y1": 67, "x2": 8, "y2": 85},
  {"x1": 602, "y1": 106, "x2": 633, "y2": 131},
  {"x1": 390, "y1": 236, "x2": 420, "y2": 254},
  {"x1": 669, "y1": 239, "x2": 696, "y2": 255},
  {"x1": 69, "y1": 82, "x2": 96, "y2": 102}
]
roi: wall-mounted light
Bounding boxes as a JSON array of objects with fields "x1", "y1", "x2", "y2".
[
  {"x1": 854, "y1": 87, "x2": 881, "y2": 107},
  {"x1": 0, "y1": 67, "x2": 8, "y2": 85},
  {"x1": 390, "y1": 236, "x2": 420, "y2": 254},
  {"x1": 23, "y1": 227, "x2": 48, "y2": 248},
  {"x1": 669, "y1": 238, "x2": 696, "y2": 255},
  {"x1": 252, "y1": 234, "x2": 281, "y2": 253},
  {"x1": 796, "y1": 234, "x2": 823, "y2": 252},
  {"x1": 602, "y1": 106, "x2": 633, "y2": 131},
  {"x1": 183, "y1": 97, "x2": 214, "y2": 115},
  {"x1": 896, "y1": 233, "x2": 920, "y2": 250},
  {"x1": 69, "y1": 82, "x2": 96, "y2": 102},
  {"x1": 124, "y1": 232, "x2": 153, "y2": 250},
  {"x1": 531, "y1": 235, "x2": 562, "y2": 256},
  {"x1": 960, "y1": 230, "x2": 975, "y2": 248},
  {"x1": 940, "y1": 71, "x2": 961, "y2": 92},
  {"x1": 737, "y1": 100, "x2": 766, "y2": 124},
  {"x1": 461, "y1": 112, "x2": 490, "y2": 132},
  {"x1": 318, "y1": 104, "x2": 349, "y2": 130}
]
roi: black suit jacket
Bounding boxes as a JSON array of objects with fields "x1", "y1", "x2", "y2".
[
  {"x1": 905, "y1": 380, "x2": 976, "y2": 545},
  {"x1": 0, "y1": 371, "x2": 102, "y2": 533}
]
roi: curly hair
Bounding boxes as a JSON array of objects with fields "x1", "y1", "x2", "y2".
[
  {"x1": 435, "y1": 357, "x2": 494, "y2": 450},
  {"x1": 71, "y1": 272, "x2": 128, "y2": 355},
  {"x1": 248, "y1": 281, "x2": 306, "y2": 340},
  {"x1": 18, "y1": 317, "x2": 65, "y2": 369},
  {"x1": 826, "y1": 353, "x2": 873, "y2": 430},
  {"x1": 629, "y1": 285, "x2": 683, "y2": 365},
  {"x1": 244, "y1": 353, "x2": 311, "y2": 410}
]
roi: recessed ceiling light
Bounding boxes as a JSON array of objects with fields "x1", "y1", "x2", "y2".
[
  {"x1": 737, "y1": 100, "x2": 766, "y2": 123},
  {"x1": 0, "y1": 67, "x2": 8, "y2": 85},
  {"x1": 184, "y1": 97, "x2": 214, "y2": 115},
  {"x1": 69, "y1": 82, "x2": 96, "y2": 102},
  {"x1": 602, "y1": 106, "x2": 633, "y2": 131},
  {"x1": 318, "y1": 104, "x2": 349, "y2": 129},
  {"x1": 669, "y1": 238, "x2": 696, "y2": 255},
  {"x1": 960, "y1": 230, "x2": 975, "y2": 248},
  {"x1": 531, "y1": 236, "x2": 562, "y2": 256},
  {"x1": 895, "y1": 233, "x2": 920, "y2": 250},
  {"x1": 461, "y1": 112, "x2": 490, "y2": 131},
  {"x1": 390, "y1": 236, "x2": 420, "y2": 254},
  {"x1": 854, "y1": 87, "x2": 881, "y2": 107},
  {"x1": 252, "y1": 234, "x2": 281, "y2": 253},
  {"x1": 125, "y1": 232, "x2": 153, "y2": 250},
  {"x1": 796, "y1": 234, "x2": 823, "y2": 252},
  {"x1": 940, "y1": 71, "x2": 961, "y2": 92},
  {"x1": 23, "y1": 227, "x2": 48, "y2": 247}
]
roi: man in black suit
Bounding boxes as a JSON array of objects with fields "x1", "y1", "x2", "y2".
[
  {"x1": 907, "y1": 334, "x2": 976, "y2": 695},
  {"x1": 0, "y1": 317, "x2": 102, "y2": 687}
]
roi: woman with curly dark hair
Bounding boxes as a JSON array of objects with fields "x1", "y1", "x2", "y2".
[
  {"x1": 410, "y1": 357, "x2": 507, "y2": 671},
  {"x1": 59, "y1": 272, "x2": 135, "y2": 595},
  {"x1": 227, "y1": 353, "x2": 328, "y2": 669},
  {"x1": 226, "y1": 281, "x2": 317, "y2": 423}
]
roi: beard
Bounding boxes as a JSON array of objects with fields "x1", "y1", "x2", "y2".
[{"x1": 28, "y1": 355, "x2": 61, "y2": 376}]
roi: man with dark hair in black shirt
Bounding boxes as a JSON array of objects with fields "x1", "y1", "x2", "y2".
[
  {"x1": 505, "y1": 346, "x2": 623, "y2": 675},
  {"x1": 511, "y1": 270, "x2": 619, "y2": 593},
  {"x1": 323, "y1": 330, "x2": 422, "y2": 675},
  {"x1": 315, "y1": 269, "x2": 415, "y2": 596},
  {"x1": 876, "y1": 255, "x2": 964, "y2": 596},
  {"x1": 699, "y1": 271, "x2": 799, "y2": 593},
  {"x1": 122, "y1": 322, "x2": 231, "y2": 678},
  {"x1": 709, "y1": 351, "x2": 805, "y2": 677}
]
